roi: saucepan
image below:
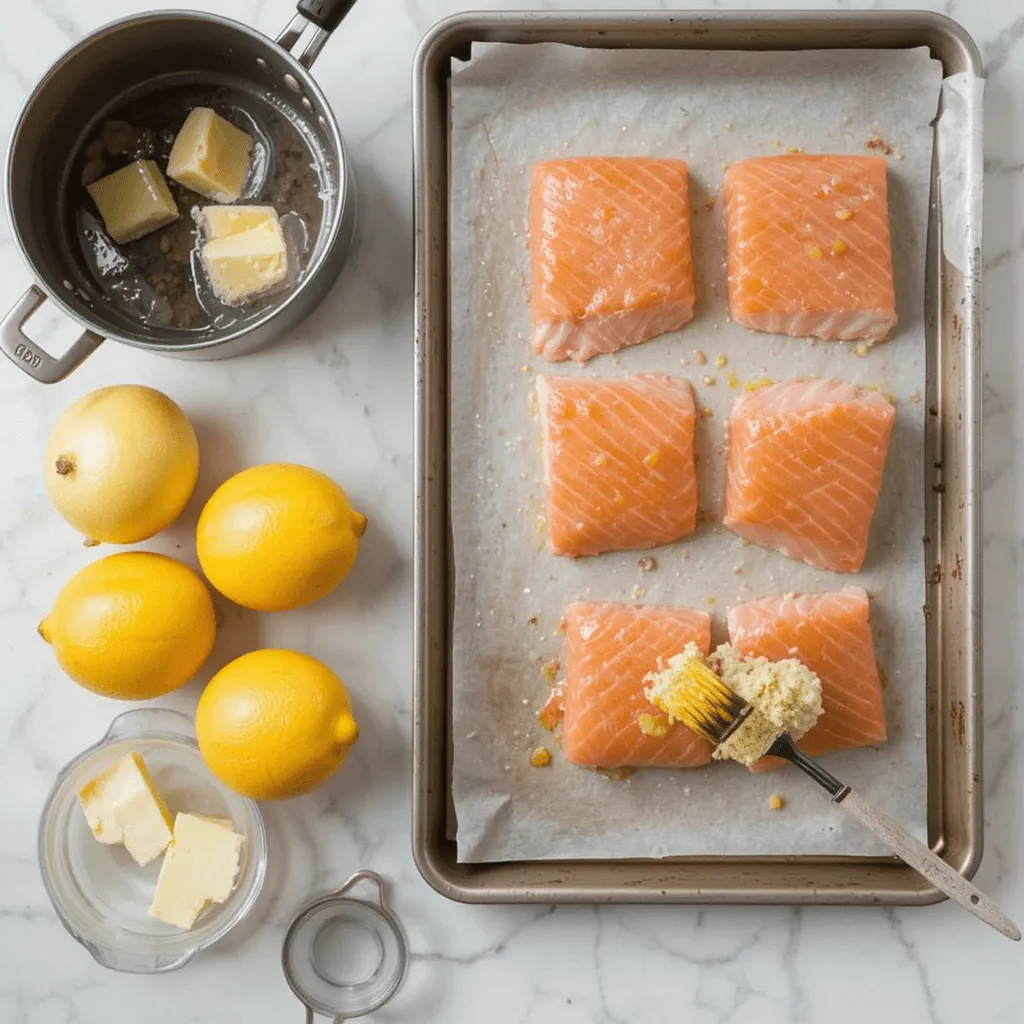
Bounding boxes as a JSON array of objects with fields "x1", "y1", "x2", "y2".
[{"x1": 2, "y1": 0, "x2": 359, "y2": 383}]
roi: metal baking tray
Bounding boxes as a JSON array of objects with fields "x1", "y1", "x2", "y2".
[{"x1": 413, "y1": 11, "x2": 982, "y2": 904}]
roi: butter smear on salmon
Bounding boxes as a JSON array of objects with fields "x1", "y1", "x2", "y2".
[{"x1": 645, "y1": 642, "x2": 823, "y2": 766}]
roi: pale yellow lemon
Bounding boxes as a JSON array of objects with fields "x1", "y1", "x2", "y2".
[
  {"x1": 196, "y1": 463, "x2": 366, "y2": 612},
  {"x1": 45, "y1": 385, "x2": 199, "y2": 544},
  {"x1": 38, "y1": 552, "x2": 216, "y2": 700},
  {"x1": 196, "y1": 649, "x2": 359, "y2": 800}
]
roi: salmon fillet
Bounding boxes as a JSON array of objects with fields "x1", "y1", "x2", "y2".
[
  {"x1": 530, "y1": 158, "x2": 695, "y2": 362},
  {"x1": 728, "y1": 588, "x2": 887, "y2": 769},
  {"x1": 562, "y1": 601, "x2": 713, "y2": 768},
  {"x1": 723, "y1": 378, "x2": 895, "y2": 572},
  {"x1": 537, "y1": 374, "x2": 698, "y2": 557},
  {"x1": 724, "y1": 154, "x2": 896, "y2": 343}
]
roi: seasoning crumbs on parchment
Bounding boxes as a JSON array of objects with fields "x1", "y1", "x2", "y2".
[{"x1": 530, "y1": 747, "x2": 552, "y2": 768}]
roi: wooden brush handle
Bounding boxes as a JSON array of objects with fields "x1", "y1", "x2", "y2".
[{"x1": 837, "y1": 790, "x2": 1020, "y2": 941}]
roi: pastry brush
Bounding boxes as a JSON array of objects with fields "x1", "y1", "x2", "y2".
[{"x1": 669, "y1": 656, "x2": 1020, "y2": 941}]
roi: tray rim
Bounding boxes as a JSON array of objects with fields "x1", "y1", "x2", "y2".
[{"x1": 413, "y1": 9, "x2": 983, "y2": 905}]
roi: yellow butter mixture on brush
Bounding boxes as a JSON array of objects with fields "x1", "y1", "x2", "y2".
[{"x1": 645, "y1": 642, "x2": 823, "y2": 765}]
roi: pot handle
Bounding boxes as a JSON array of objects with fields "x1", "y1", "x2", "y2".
[
  {"x1": 0, "y1": 285, "x2": 102, "y2": 384},
  {"x1": 277, "y1": 0, "x2": 358, "y2": 69}
]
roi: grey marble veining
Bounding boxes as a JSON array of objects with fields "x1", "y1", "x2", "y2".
[{"x1": 0, "y1": 1, "x2": 1020, "y2": 1022}]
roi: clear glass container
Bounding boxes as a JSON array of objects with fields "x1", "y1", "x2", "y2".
[{"x1": 38, "y1": 707, "x2": 266, "y2": 973}]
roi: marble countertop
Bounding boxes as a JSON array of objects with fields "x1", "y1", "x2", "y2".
[{"x1": 0, "y1": 1, "x2": 1020, "y2": 1021}]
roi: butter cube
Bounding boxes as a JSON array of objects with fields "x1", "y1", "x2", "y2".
[
  {"x1": 199, "y1": 204, "x2": 279, "y2": 241},
  {"x1": 78, "y1": 752, "x2": 174, "y2": 867},
  {"x1": 202, "y1": 212, "x2": 289, "y2": 306},
  {"x1": 86, "y1": 160, "x2": 179, "y2": 244},
  {"x1": 167, "y1": 107, "x2": 254, "y2": 203},
  {"x1": 148, "y1": 814, "x2": 244, "y2": 930}
]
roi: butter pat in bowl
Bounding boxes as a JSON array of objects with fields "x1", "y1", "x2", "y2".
[
  {"x1": 149, "y1": 813, "x2": 244, "y2": 930},
  {"x1": 198, "y1": 204, "x2": 289, "y2": 306},
  {"x1": 78, "y1": 752, "x2": 174, "y2": 867},
  {"x1": 40, "y1": 709, "x2": 265, "y2": 974}
]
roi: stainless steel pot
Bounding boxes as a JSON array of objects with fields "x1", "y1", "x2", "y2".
[{"x1": 2, "y1": 1, "x2": 358, "y2": 383}]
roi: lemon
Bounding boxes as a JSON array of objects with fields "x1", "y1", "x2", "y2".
[
  {"x1": 196, "y1": 649, "x2": 359, "y2": 800},
  {"x1": 39, "y1": 552, "x2": 217, "y2": 700},
  {"x1": 45, "y1": 385, "x2": 199, "y2": 544},
  {"x1": 196, "y1": 463, "x2": 366, "y2": 612}
]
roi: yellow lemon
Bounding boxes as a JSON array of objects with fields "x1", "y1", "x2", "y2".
[
  {"x1": 196, "y1": 649, "x2": 359, "y2": 800},
  {"x1": 38, "y1": 552, "x2": 216, "y2": 700},
  {"x1": 45, "y1": 385, "x2": 200, "y2": 544},
  {"x1": 196, "y1": 463, "x2": 366, "y2": 612}
]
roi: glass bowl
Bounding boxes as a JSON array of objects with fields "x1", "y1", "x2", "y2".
[{"x1": 38, "y1": 708, "x2": 266, "y2": 974}]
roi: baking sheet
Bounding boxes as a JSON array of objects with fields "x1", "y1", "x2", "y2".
[{"x1": 449, "y1": 45, "x2": 944, "y2": 863}]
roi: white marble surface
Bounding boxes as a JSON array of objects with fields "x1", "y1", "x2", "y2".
[{"x1": 0, "y1": 0, "x2": 1019, "y2": 1021}]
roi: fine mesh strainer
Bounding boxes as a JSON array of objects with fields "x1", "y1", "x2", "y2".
[{"x1": 282, "y1": 871, "x2": 407, "y2": 1022}]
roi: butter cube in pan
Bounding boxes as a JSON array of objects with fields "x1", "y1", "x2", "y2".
[
  {"x1": 77, "y1": 752, "x2": 174, "y2": 867},
  {"x1": 200, "y1": 205, "x2": 289, "y2": 306},
  {"x1": 199, "y1": 204, "x2": 279, "y2": 240},
  {"x1": 148, "y1": 813, "x2": 244, "y2": 930},
  {"x1": 86, "y1": 159, "x2": 179, "y2": 244},
  {"x1": 168, "y1": 107, "x2": 254, "y2": 203}
]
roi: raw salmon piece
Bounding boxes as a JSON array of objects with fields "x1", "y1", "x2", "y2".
[
  {"x1": 724, "y1": 154, "x2": 896, "y2": 343},
  {"x1": 562, "y1": 601, "x2": 713, "y2": 768},
  {"x1": 538, "y1": 374, "x2": 698, "y2": 557},
  {"x1": 723, "y1": 378, "x2": 895, "y2": 573},
  {"x1": 728, "y1": 588, "x2": 887, "y2": 769},
  {"x1": 530, "y1": 158, "x2": 695, "y2": 362}
]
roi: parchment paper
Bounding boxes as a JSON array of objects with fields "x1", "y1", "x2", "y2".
[
  {"x1": 449, "y1": 45, "x2": 945, "y2": 862},
  {"x1": 937, "y1": 72, "x2": 985, "y2": 275}
]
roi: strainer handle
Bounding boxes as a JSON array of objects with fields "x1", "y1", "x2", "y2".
[
  {"x1": 0, "y1": 285, "x2": 102, "y2": 384},
  {"x1": 301, "y1": 1004, "x2": 350, "y2": 1023},
  {"x1": 334, "y1": 870, "x2": 388, "y2": 908}
]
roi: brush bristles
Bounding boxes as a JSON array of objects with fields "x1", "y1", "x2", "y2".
[{"x1": 671, "y1": 658, "x2": 750, "y2": 745}]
